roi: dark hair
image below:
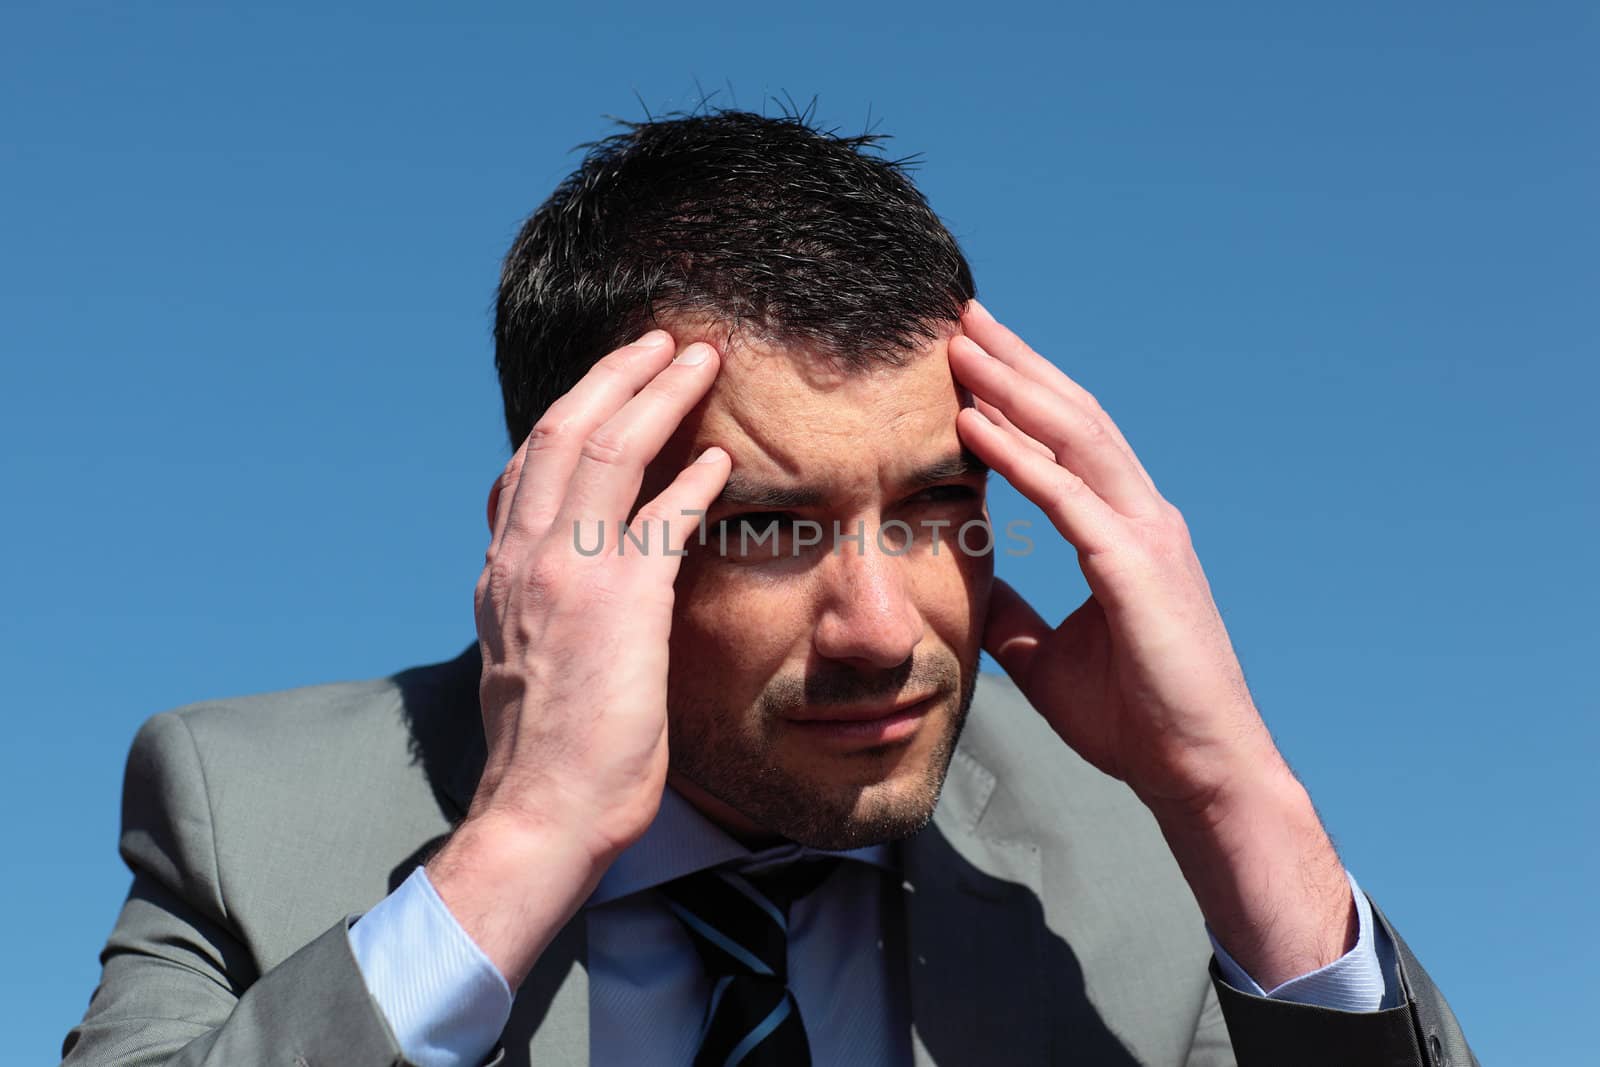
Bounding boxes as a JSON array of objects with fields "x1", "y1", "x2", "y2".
[{"x1": 492, "y1": 105, "x2": 976, "y2": 452}]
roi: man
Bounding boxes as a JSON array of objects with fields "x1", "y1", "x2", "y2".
[{"x1": 63, "y1": 108, "x2": 1476, "y2": 1066}]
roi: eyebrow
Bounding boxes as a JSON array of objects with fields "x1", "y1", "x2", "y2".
[{"x1": 711, "y1": 449, "x2": 990, "y2": 511}]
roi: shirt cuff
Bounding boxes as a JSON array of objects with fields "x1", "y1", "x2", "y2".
[
  {"x1": 346, "y1": 865, "x2": 514, "y2": 1067},
  {"x1": 1208, "y1": 869, "x2": 1389, "y2": 1012}
]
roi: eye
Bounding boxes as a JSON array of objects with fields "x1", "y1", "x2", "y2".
[
  {"x1": 712, "y1": 511, "x2": 795, "y2": 538},
  {"x1": 702, "y1": 512, "x2": 803, "y2": 563},
  {"x1": 909, "y1": 484, "x2": 979, "y2": 505}
]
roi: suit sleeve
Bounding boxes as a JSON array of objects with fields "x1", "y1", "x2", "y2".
[
  {"x1": 1209, "y1": 893, "x2": 1478, "y2": 1067},
  {"x1": 59, "y1": 710, "x2": 507, "y2": 1067}
]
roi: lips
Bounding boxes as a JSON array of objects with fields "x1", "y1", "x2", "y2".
[
  {"x1": 782, "y1": 696, "x2": 938, "y2": 747},
  {"x1": 784, "y1": 693, "x2": 940, "y2": 724}
]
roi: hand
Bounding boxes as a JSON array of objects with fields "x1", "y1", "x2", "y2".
[
  {"x1": 470, "y1": 329, "x2": 730, "y2": 858},
  {"x1": 949, "y1": 300, "x2": 1355, "y2": 985},
  {"x1": 429, "y1": 329, "x2": 730, "y2": 988},
  {"x1": 949, "y1": 299, "x2": 1273, "y2": 813}
]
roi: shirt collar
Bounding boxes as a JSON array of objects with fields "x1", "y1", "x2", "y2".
[{"x1": 586, "y1": 785, "x2": 897, "y2": 908}]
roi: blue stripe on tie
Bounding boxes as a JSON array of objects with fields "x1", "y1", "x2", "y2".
[
  {"x1": 717, "y1": 870, "x2": 786, "y2": 931},
  {"x1": 723, "y1": 997, "x2": 793, "y2": 1067},
  {"x1": 699, "y1": 974, "x2": 734, "y2": 1044},
  {"x1": 664, "y1": 899, "x2": 775, "y2": 977}
]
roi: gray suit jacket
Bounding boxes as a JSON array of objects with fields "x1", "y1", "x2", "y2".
[{"x1": 62, "y1": 643, "x2": 1476, "y2": 1066}]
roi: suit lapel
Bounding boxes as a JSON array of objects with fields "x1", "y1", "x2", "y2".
[{"x1": 900, "y1": 747, "x2": 1050, "y2": 1067}]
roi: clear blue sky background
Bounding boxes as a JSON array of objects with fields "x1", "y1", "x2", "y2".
[{"x1": 3, "y1": 2, "x2": 1594, "y2": 1062}]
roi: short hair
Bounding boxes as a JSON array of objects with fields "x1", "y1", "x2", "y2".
[{"x1": 492, "y1": 105, "x2": 977, "y2": 452}]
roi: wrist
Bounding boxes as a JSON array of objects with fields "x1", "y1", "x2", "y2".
[
  {"x1": 1146, "y1": 754, "x2": 1356, "y2": 989},
  {"x1": 425, "y1": 812, "x2": 613, "y2": 990},
  {"x1": 1140, "y1": 742, "x2": 1301, "y2": 840}
]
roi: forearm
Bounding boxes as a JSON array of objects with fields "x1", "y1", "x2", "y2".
[{"x1": 1148, "y1": 754, "x2": 1355, "y2": 991}]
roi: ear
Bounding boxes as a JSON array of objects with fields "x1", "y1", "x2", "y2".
[{"x1": 486, "y1": 476, "x2": 503, "y2": 538}]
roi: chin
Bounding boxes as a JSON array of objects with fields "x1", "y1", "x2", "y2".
[
  {"x1": 669, "y1": 669, "x2": 979, "y2": 850},
  {"x1": 786, "y1": 781, "x2": 945, "y2": 851},
  {"x1": 675, "y1": 719, "x2": 967, "y2": 851}
]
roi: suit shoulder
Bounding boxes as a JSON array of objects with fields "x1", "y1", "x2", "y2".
[
  {"x1": 119, "y1": 643, "x2": 481, "y2": 866},
  {"x1": 146, "y1": 643, "x2": 479, "y2": 763},
  {"x1": 115, "y1": 643, "x2": 483, "y2": 964},
  {"x1": 160, "y1": 669, "x2": 397, "y2": 747}
]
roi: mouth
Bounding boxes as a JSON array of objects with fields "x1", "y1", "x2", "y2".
[{"x1": 782, "y1": 693, "x2": 940, "y2": 747}]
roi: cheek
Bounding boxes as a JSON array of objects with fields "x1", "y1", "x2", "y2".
[
  {"x1": 910, "y1": 538, "x2": 991, "y2": 655},
  {"x1": 669, "y1": 558, "x2": 813, "y2": 696}
]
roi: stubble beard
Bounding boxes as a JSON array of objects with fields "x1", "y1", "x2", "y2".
[{"x1": 666, "y1": 665, "x2": 979, "y2": 850}]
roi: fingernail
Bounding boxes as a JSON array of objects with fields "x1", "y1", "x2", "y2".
[
  {"x1": 695, "y1": 446, "x2": 727, "y2": 464},
  {"x1": 674, "y1": 342, "x2": 712, "y2": 366},
  {"x1": 631, "y1": 329, "x2": 671, "y2": 349}
]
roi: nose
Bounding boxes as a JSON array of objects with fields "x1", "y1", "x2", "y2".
[{"x1": 811, "y1": 525, "x2": 926, "y2": 669}]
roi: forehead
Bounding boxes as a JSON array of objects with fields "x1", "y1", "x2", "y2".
[{"x1": 670, "y1": 322, "x2": 967, "y2": 484}]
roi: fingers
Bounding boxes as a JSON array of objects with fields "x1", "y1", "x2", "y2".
[
  {"x1": 960, "y1": 300, "x2": 1157, "y2": 495},
  {"x1": 632, "y1": 445, "x2": 732, "y2": 582},
  {"x1": 981, "y1": 575, "x2": 1050, "y2": 683},
  {"x1": 495, "y1": 329, "x2": 680, "y2": 551},
  {"x1": 951, "y1": 332, "x2": 1158, "y2": 517},
  {"x1": 957, "y1": 405, "x2": 1122, "y2": 556},
  {"x1": 552, "y1": 340, "x2": 722, "y2": 543},
  {"x1": 972, "y1": 395, "x2": 1055, "y2": 460}
]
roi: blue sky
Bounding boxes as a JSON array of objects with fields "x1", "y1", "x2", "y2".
[{"x1": 4, "y1": 2, "x2": 1594, "y2": 1062}]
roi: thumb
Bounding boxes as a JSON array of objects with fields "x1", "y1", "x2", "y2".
[{"x1": 982, "y1": 575, "x2": 1051, "y2": 686}]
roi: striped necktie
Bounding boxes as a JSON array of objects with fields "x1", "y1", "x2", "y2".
[{"x1": 658, "y1": 856, "x2": 842, "y2": 1067}]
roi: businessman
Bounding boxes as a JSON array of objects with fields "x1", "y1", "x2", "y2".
[{"x1": 63, "y1": 108, "x2": 1476, "y2": 1066}]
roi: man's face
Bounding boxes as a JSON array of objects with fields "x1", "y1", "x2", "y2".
[{"x1": 641, "y1": 321, "x2": 994, "y2": 850}]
